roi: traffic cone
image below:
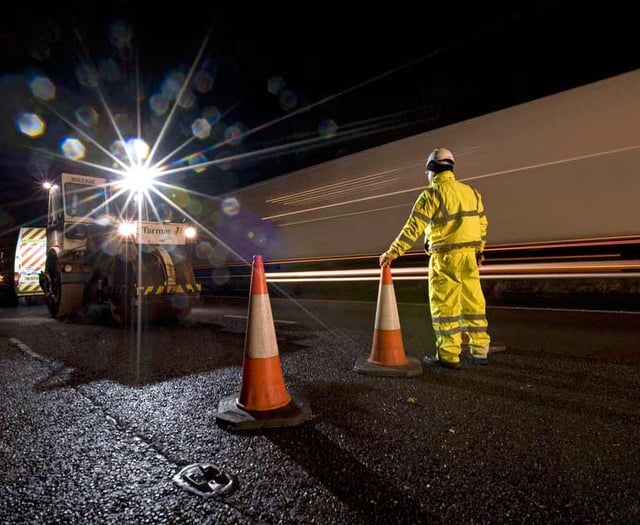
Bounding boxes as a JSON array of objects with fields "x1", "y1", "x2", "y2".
[
  {"x1": 216, "y1": 255, "x2": 312, "y2": 430},
  {"x1": 353, "y1": 265, "x2": 422, "y2": 377}
]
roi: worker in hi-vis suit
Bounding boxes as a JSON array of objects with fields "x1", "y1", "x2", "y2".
[{"x1": 379, "y1": 147, "x2": 491, "y2": 369}]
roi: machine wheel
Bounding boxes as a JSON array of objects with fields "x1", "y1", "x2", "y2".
[
  {"x1": 43, "y1": 257, "x2": 62, "y2": 318},
  {"x1": 109, "y1": 287, "x2": 136, "y2": 328},
  {"x1": 108, "y1": 259, "x2": 137, "y2": 328},
  {"x1": 172, "y1": 258, "x2": 198, "y2": 319}
]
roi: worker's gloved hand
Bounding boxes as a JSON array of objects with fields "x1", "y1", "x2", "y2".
[
  {"x1": 379, "y1": 252, "x2": 393, "y2": 267},
  {"x1": 476, "y1": 252, "x2": 485, "y2": 266}
]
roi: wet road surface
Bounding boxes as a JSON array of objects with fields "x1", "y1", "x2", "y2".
[{"x1": 1, "y1": 299, "x2": 639, "y2": 524}]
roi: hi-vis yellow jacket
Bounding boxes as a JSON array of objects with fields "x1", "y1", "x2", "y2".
[{"x1": 386, "y1": 170, "x2": 487, "y2": 258}]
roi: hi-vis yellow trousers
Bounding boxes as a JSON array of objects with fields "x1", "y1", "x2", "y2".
[{"x1": 428, "y1": 249, "x2": 490, "y2": 364}]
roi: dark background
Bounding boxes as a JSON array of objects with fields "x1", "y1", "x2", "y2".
[{"x1": 1, "y1": 0, "x2": 639, "y2": 239}]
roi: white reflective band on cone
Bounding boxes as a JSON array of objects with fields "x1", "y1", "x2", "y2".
[
  {"x1": 246, "y1": 294, "x2": 279, "y2": 359},
  {"x1": 374, "y1": 285, "x2": 400, "y2": 330}
]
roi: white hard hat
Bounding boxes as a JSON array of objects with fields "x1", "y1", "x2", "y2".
[{"x1": 426, "y1": 147, "x2": 455, "y2": 169}]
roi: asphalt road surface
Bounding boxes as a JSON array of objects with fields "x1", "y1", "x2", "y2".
[{"x1": 1, "y1": 298, "x2": 639, "y2": 524}]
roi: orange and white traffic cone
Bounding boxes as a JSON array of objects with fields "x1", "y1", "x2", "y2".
[
  {"x1": 353, "y1": 265, "x2": 422, "y2": 377},
  {"x1": 216, "y1": 255, "x2": 312, "y2": 430}
]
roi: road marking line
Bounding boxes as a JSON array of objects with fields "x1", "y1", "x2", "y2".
[
  {"x1": 0, "y1": 317, "x2": 55, "y2": 325},
  {"x1": 8, "y1": 338, "x2": 50, "y2": 362},
  {"x1": 488, "y1": 305, "x2": 640, "y2": 315}
]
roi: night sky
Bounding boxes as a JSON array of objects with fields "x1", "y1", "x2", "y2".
[{"x1": 1, "y1": 0, "x2": 638, "y2": 242}]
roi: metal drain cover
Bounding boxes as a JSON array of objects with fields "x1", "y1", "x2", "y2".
[{"x1": 172, "y1": 463, "x2": 237, "y2": 498}]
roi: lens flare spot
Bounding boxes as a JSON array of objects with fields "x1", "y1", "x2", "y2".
[
  {"x1": 101, "y1": 237, "x2": 122, "y2": 256},
  {"x1": 129, "y1": 80, "x2": 147, "y2": 103},
  {"x1": 192, "y1": 118, "x2": 211, "y2": 139},
  {"x1": 114, "y1": 113, "x2": 133, "y2": 135},
  {"x1": 194, "y1": 70, "x2": 214, "y2": 93},
  {"x1": 61, "y1": 137, "x2": 86, "y2": 160},
  {"x1": 98, "y1": 58, "x2": 121, "y2": 83},
  {"x1": 210, "y1": 267, "x2": 230, "y2": 286},
  {"x1": 110, "y1": 140, "x2": 127, "y2": 161},
  {"x1": 109, "y1": 20, "x2": 133, "y2": 48},
  {"x1": 163, "y1": 71, "x2": 186, "y2": 100},
  {"x1": 319, "y1": 119, "x2": 338, "y2": 138},
  {"x1": 177, "y1": 90, "x2": 195, "y2": 109},
  {"x1": 186, "y1": 198, "x2": 203, "y2": 215},
  {"x1": 267, "y1": 75, "x2": 285, "y2": 95},
  {"x1": 76, "y1": 62, "x2": 99, "y2": 87},
  {"x1": 222, "y1": 197, "x2": 240, "y2": 216},
  {"x1": 31, "y1": 45, "x2": 51, "y2": 62},
  {"x1": 126, "y1": 138, "x2": 150, "y2": 163},
  {"x1": 29, "y1": 76, "x2": 55, "y2": 101},
  {"x1": 215, "y1": 151, "x2": 233, "y2": 171},
  {"x1": 279, "y1": 89, "x2": 297, "y2": 111},
  {"x1": 210, "y1": 244, "x2": 229, "y2": 265},
  {"x1": 149, "y1": 94, "x2": 169, "y2": 116},
  {"x1": 224, "y1": 123, "x2": 245, "y2": 145},
  {"x1": 96, "y1": 214, "x2": 115, "y2": 227},
  {"x1": 171, "y1": 189, "x2": 190, "y2": 208},
  {"x1": 170, "y1": 293, "x2": 190, "y2": 310},
  {"x1": 187, "y1": 152, "x2": 207, "y2": 172},
  {"x1": 196, "y1": 241, "x2": 214, "y2": 261},
  {"x1": 16, "y1": 113, "x2": 45, "y2": 138},
  {"x1": 203, "y1": 106, "x2": 220, "y2": 123},
  {"x1": 253, "y1": 231, "x2": 268, "y2": 246},
  {"x1": 76, "y1": 106, "x2": 99, "y2": 127}
]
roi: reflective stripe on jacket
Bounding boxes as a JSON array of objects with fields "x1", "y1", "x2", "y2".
[{"x1": 387, "y1": 171, "x2": 487, "y2": 258}]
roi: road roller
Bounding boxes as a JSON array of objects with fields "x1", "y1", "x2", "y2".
[{"x1": 39, "y1": 172, "x2": 200, "y2": 327}]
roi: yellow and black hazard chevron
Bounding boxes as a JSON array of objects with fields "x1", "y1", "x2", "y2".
[
  {"x1": 16, "y1": 227, "x2": 47, "y2": 297},
  {"x1": 138, "y1": 283, "x2": 201, "y2": 295},
  {"x1": 17, "y1": 278, "x2": 43, "y2": 295},
  {"x1": 20, "y1": 228, "x2": 47, "y2": 242}
]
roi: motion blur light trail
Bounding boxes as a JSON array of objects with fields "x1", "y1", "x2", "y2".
[
  {"x1": 263, "y1": 260, "x2": 640, "y2": 283},
  {"x1": 261, "y1": 142, "x2": 640, "y2": 226}
]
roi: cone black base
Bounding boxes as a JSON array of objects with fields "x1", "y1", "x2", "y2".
[
  {"x1": 353, "y1": 356, "x2": 422, "y2": 377},
  {"x1": 216, "y1": 389, "x2": 312, "y2": 430}
]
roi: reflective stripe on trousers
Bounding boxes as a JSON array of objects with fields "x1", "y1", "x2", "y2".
[{"x1": 428, "y1": 250, "x2": 490, "y2": 363}]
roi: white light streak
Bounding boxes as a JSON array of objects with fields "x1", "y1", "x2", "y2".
[
  {"x1": 264, "y1": 260, "x2": 640, "y2": 282},
  {"x1": 262, "y1": 143, "x2": 640, "y2": 224}
]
